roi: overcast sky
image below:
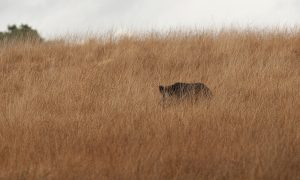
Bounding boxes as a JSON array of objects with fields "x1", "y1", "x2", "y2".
[{"x1": 0, "y1": 0, "x2": 299, "y2": 38}]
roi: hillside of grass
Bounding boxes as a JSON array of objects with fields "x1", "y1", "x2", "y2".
[{"x1": 0, "y1": 30, "x2": 300, "y2": 179}]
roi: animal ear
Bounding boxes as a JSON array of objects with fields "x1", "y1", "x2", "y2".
[{"x1": 159, "y1": 86, "x2": 164, "y2": 93}]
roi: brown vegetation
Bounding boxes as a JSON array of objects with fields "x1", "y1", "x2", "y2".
[{"x1": 1, "y1": 29, "x2": 300, "y2": 179}]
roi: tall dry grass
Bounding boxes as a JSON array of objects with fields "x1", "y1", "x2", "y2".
[{"x1": 0, "y1": 29, "x2": 300, "y2": 179}]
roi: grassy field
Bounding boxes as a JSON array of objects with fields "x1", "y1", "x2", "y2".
[{"x1": 0, "y1": 29, "x2": 300, "y2": 179}]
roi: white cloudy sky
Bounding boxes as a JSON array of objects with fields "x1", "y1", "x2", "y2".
[{"x1": 0, "y1": 0, "x2": 299, "y2": 38}]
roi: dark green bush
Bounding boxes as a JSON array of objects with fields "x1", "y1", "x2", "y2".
[{"x1": 0, "y1": 24, "x2": 43, "y2": 42}]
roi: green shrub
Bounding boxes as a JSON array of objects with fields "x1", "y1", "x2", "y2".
[{"x1": 0, "y1": 24, "x2": 43, "y2": 42}]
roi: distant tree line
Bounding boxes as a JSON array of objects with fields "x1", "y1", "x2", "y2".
[{"x1": 0, "y1": 24, "x2": 43, "y2": 41}]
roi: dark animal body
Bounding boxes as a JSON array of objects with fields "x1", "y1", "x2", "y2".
[{"x1": 159, "y1": 82, "x2": 212, "y2": 100}]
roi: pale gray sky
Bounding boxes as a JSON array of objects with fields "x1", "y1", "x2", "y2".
[{"x1": 0, "y1": 0, "x2": 299, "y2": 38}]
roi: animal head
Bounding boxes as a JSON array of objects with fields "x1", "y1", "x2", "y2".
[
  {"x1": 159, "y1": 85, "x2": 165, "y2": 94},
  {"x1": 159, "y1": 85, "x2": 175, "y2": 98},
  {"x1": 159, "y1": 85, "x2": 170, "y2": 97}
]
